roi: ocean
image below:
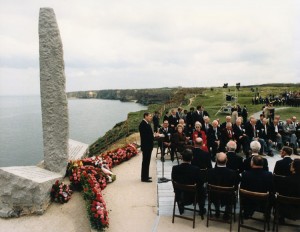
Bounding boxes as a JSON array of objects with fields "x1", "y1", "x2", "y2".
[{"x1": 0, "y1": 96, "x2": 147, "y2": 167}]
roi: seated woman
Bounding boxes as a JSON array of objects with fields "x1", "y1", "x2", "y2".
[
  {"x1": 171, "y1": 124, "x2": 188, "y2": 161},
  {"x1": 192, "y1": 121, "x2": 208, "y2": 152}
]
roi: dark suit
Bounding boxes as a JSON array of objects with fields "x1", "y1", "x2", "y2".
[
  {"x1": 193, "y1": 110, "x2": 209, "y2": 126},
  {"x1": 220, "y1": 128, "x2": 234, "y2": 152},
  {"x1": 172, "y1": 163, "x2": 205, "y2": 208},
  {"x1": 233, "y1": 124, "x2": 250, "y2": 155},
  {"x1": 240, "y1": 168, "x2": 274, "y2": 217},
  {"x1": 168, "y1": 115, "x2": 179, "y2": 132},
  {"x1": 226, "y1": 151, "x2": 244, "y2": 173},
  {"x1": 207, "y1": 127, "x2": 221, "y2": 160},
  {"x1": 158, "y1": 126, "x2": 172, "y2": 157},
  {"x1": 208, "y1": 166, "x2": 240, "y2": 212},
  {"x1": 191, "y1": 147, "x2": 212, "y2": 170},
  {"x1": 277, "y1": 173, "x2": 300, "y2": 220},
  {"x1": 273, "y1": 156, "x2": 293, "y2": 176},
  {"x1": 243, "y1": 155, "x2": 269, "y2": 172},
  {"x1": 139, "y1": 119, "x2": 154, "y2": 181}
]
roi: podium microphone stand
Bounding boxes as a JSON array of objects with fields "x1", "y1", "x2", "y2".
[{"x1": 157, "y1": 136, "x2": 171, "y2": 183}]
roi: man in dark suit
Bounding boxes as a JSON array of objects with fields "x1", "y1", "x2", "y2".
[
  {"x1": 220, "y1": 122, "x2": 234, "y2": 152},
  {"x1": 186, "y1": 107, "x2": 195, "y2": 134},
  {"x1": 243, "y1": 141, "x2": 269, "y2": 171},
  {"x1": 245, "y1": 117, "x2": 264, "y2": 154},
  {"x1": 226, "y1": 141, "x2": 243, "y2": 173},
  {"x1": 277, "y1": 159, "x2": 300, "y2": 222},
  {"x1": 158, "y1": 120, "x2": 172, "y2": 161},
  {"x1": 257, "y1": 118, "x2": 274, "y2": 157},
  {"x1": 273, "y1": 146, "x2": 293, "y2": 176},
  {"x1": 240, "y1": 155, "x2": 274, "y2": 218},
  {"x1": 207, "y1": 120, "x2": 221, "y2": 161},
  {"x1": 233, "y1": 117, "x2": 250, "y2": 157},
  {"x1": 193, "y1": 105, "x2": 209, "y2": 126},
  {"x1": 191, "y1": 137, "x2": 212, "y2": 170},
  {"x1": 203, "y1": 116, "x2": 213, "y2": 135},
  {"x1": 139, "y1": 112, "x2": 156, "y2": 183},
  {"x1": 207, "y1": 152, "x2": 240, "y2": 220},
  {"x1": 172, "y1": 149, "x2": 206, "y2": 215},
  {"x1": 269, "y1": 118, "x2": 283, "y2": 150},
  {"x1": 168, "y1": 109, "x2": 179, "y2": 133}
]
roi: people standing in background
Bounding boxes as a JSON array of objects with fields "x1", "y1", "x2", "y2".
[
  {"x1": 153, "y1": 111, "x2": 160, "y2": 133},
  {"x1": 241, "y1": 105, "x2": 248, "y2": 125},
  {"x1": 139, "y1": 112, "x2": 157, "y2": 183}
]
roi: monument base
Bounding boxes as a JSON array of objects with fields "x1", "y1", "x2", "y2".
[{"x1": 0, "y1": 166, "x2": 63, "y2": 218}]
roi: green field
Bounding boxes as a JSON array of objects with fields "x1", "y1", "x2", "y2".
[{"x1": 89, "y1": 84, "x2": 300, "y2": 156}]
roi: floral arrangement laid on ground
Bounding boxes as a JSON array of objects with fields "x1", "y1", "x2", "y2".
[
  {"x1": 50, "y1": 180, "x2": 73, "y2": 203},
  {"x1": 51, "y1": 143, "x2": 138, "y2": 231}
]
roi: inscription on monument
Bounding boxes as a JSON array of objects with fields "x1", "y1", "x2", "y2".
[
  {"x1": 68, "y1": 139, "x2": 89, "y2": 160},
  {"x1": 1, "y1": 166, "x2": 61, "y2": 183}
]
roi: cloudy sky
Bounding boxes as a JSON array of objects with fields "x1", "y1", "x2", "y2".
[{"x1": 0, "y1": 0, "x2": 299, "y2": 95}]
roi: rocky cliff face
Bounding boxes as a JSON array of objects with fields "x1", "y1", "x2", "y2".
[{"x1": 67, "y1": 88, "x2": 176, "y2": 105}]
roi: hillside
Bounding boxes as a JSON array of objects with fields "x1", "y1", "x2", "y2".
[{"x1": 82, "y1": 84, "x2": 300, "y2": 156}]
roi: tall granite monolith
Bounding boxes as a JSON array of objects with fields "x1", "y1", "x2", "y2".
[{"x1": 39, "y1": 8, "x2": 68, "y2": 175}]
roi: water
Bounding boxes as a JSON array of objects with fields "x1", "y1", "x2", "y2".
[{"x1": 0, "y1": 96, "x2": 146, "y2": 167}]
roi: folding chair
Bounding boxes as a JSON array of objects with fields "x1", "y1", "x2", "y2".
[
  {"x1": 172, "y1": 181, "x2": 200, "y2": 228},
  {"x1": 238, "y1": 189, "x2": 270, "y2": 232},
  {"x1": 206, "y1": 184, "x2": 236, "y2": 232},
  {"x1": 273, "y1": 194, "x2": 300, "y2": 232}
]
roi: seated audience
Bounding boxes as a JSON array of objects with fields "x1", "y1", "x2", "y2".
[
  {"x1": 207, "y1": 152, "x2": 240, "y2": 220},
  {"x1": 171, "y1": 149, "x2": 206, "y2": 215}
]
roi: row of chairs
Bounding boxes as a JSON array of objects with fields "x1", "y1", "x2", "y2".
[{"x1": 172, "y1": 181, "x2": 300, "y2": 231}]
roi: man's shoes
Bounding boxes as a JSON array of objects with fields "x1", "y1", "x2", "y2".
[
  {"x1": 215, "y1": 210, "x2": 220, "y2": 218},
  {"x1": 141, "y1": 179, "x2": 152, "y2": 183},
  {"x1": 148, "y1": 177, "x2": 152, "y2": 180}
]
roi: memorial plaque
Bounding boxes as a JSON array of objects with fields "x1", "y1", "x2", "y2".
[
  {"x1": 0, "y1": 166, "x2": 61, "y2": 183},
  {"x1": 68, "y1": 139, "x2": 89, "y2": 160}
]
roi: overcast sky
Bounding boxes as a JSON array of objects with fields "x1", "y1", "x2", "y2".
[{"x1": 0, "y1": 0, "x2": 299, "y2": 96}]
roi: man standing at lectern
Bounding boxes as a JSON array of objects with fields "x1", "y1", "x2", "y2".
[{"x1": 139, "y1": 112, "x2": 155, "y2": 183}]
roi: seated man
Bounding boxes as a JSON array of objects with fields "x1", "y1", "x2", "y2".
[
  {"x1": 191, "y1": 137, "x2": 212, "y2": 170},
  {"x1": 207, "y1": 120, "x2": 221, "y2": 162},
  {"x1": 243, "y1": 141, "x2": 269, "y2": 171},
  {"x1": 258, "y1": 118, "x2": 274, "y2": 157},
  {"x1": 269, "y1": 118, "x2": 283, "y2": 150},
  {"x1": 233, "y1": 117, "x2": 250, "y2": 157},
  {"x1": 240, "y1": 155, "x2": 274, "y2": 218},
  {"x1": 207, "y1": 152, "x2": 240, "y2": 220},
  {"x1": 277, "y1": 159, "x2": 300, "y2": 222},
  {"x1": 282, "y1": 118, "x2": 298, "y2": 154},
  {"x1": 225, "y1": 140, "x2": 244, "y2": 173},
  {"x1": 273, "y1": 146, "x2": 293, "y2": 176},
  {"x1": 172, "y1": 149, "x2": 206, "y2": 215},
  {"x1": 158, "y1": 120, "x2": 172, "y2": 161}
]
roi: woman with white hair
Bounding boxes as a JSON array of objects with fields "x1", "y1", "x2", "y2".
[{"x1": 192, "y1": 121, "x2": 208, "y2": 152}]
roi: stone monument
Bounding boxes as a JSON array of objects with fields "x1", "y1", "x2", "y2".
[
  {"x1": 0, "y1": 8, "x2": 73, "y2": 218},
  {"x1": 39, "y1": 7, "x2": 69, "y2": 176}
]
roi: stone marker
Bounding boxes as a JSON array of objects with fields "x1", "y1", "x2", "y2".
[
  {"x1": 0, "y1": 166, "x2": 62, "y2": 217},
  {"x1": 0, "y1": 8, "x2": 68, "y2": 218},
  {"x1": 68, "y1": 139, "x2": 89, "y2": 160},
  {"x1": 39, "y1": 8, "x2": 69, "y2": 175}
]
